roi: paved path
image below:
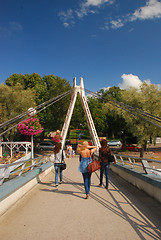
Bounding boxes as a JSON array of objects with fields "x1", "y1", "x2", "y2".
[{"x1": 0, "y1": 156, "x2": 161, "y2": 240}]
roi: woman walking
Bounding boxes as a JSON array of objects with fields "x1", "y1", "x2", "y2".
[
  {"x1": 66, "y1": 145, "x2": 73, "y2": 158},
  {"x1": 99, "y1": 139, "x2": 113, "y2": 189},
  {"x1": 53, "y1": 142, "x2": 66, "y2": 187},
  {"x1": 77, "y1": 141, "x2": 97, "y2": 199}
]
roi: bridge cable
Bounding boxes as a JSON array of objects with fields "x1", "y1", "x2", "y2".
[
  {"x1": 0, "y1": 90, "x2": 72, "y2": 136},
  {"x1": 84, "y1": 88, "x2": 161, "y2": 128},
  {"x1": 85, "y1": 88, "x2": 161, "y2": 126},
  {"x1": 0, "y1": 89, "x2": 72, "y2": 130},
  {"x1": 85, "y1": 88, "x2": 161, "y2": 122}
]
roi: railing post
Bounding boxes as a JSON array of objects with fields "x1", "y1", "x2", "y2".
[
  {"x1": 141, "y1": 160, "x2": 152, "y2": 174},
  {"x1": 31, "y1": 135, "x2": 34, "y2": 160},
  {"x1": 0, "y1": 145, "x2": 2, "y2": 158}
]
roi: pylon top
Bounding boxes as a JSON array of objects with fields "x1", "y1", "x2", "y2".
[{"x1": 61, "y1": 77, "x2": 100, "y2": 148}]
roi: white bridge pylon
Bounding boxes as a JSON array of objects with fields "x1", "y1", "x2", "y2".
[{"x1": 61, "y1": 77, "x2": 101, "y2": 149}]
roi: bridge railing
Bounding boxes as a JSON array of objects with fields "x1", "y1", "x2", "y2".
[
  {"x1": 0, "y1": 142, "x2": 31, "y2": 159},
  {"x1": 113, "y1": 154, "x2": 161, "y2": 176},
  {"x1": 94, "y1": 152, "x2": 161, "y2": 177},
  {"x1": 0, "y1": 155, "x2": 50, "y2": 185},
  {"x1": 1, "y1": 152, "x2": 161, "y2": 186}
]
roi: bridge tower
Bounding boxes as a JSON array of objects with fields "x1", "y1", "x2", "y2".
[{"x1": 61, "y1": 77, "x2": 101, "y2": 149}]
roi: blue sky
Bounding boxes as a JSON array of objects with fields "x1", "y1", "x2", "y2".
[{"x1": 0, "y1": 0, "x2": 161, "y2": 92}]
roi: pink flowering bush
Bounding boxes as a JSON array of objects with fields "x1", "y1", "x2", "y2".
[
  {"x1": 18, "y1": 118, "x2": 43, "y2": 136},
  {"x1": 52, "y1": 133, "x2": 62, "y2": 143}
]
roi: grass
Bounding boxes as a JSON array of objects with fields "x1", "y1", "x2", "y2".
[{"x1": 69, "y1": 129, "x2": 91, "y2": 142}]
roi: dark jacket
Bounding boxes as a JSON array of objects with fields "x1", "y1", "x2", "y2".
[{"x1": 99, "y1": 148, "x2": 111, "y2": 163}]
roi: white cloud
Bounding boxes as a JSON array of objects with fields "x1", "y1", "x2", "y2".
[
  {"x1": 111, "y1": 19, "x2": 124, "y2": 29},
  {"x1": 10, "y1": 22, "x2": 23, "y2": 31},
  {"x1": 78, "y1": 0, "x2": 114, "y2": 18},
  {"x1": 157, "y1": 84, "x2": 161, "y2": 89},
  {"x1": 144, "y1": 79, "x2": 152, "y2": 85},
  {"x1": 63, "y1": 22, "x2": 70, "y2": 28},
  {"x1": 119, "y1": 74, "x2": 161, "y2": 90},
  {"x1": 0, "y1": 22, "x2": 23, "y2": 37},
  {"x1": 58, "y1": 0, "x2": 161, "y2": 29},
  {"x1": 84, "y1": 0, "x2": 112, "y2": 7},
  {"x1": 58, "y1": 9, "x2": 75, "y2": 27},
  {"x1": 119, "y1": 74, "x2": 143, "y2": 90},
  {"x1": 58, "y1": 9, "x2": 73, "y2": 20},
  {"x1": 58, "y1": 0, "x2": 114, "y2": 26},
  {"x1": 101, "y1": 86, "x2": 110, "y2": 91},
  {"x1": 131, "y1": 0, "x2": 161, "y2": 20},
  {"x1": 103, "y1": 0, "x2": 161, "y2": 31}
]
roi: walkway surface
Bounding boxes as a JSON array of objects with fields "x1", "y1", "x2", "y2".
[{"x1": 0, "y1": 156, "x2": 161, "y2": 240}]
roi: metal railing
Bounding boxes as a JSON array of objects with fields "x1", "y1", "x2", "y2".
[
  {"x1": 94, "y1": 152, "x2": 161, "y2": 177},
  {"x1": 0, "y1": 154, "x2": 50, "y2": 185},
  {"x1": 1, "y1": 152, "x2": 161, "y2": 186},
  {"x1": 113, "y1": 153, "x2": 161, "y2": 176},
  {"x1": 0, "y1": 142, "x2": 31, "y2": 159}
]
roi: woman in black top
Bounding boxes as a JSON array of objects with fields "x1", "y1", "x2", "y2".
[{"x1": 99, "y1": 139, "x2": 111, "y2": 189}]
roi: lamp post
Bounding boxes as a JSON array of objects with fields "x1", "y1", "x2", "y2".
[{"x1": 27, "y1": 108, "x2": 36, "y2": 159}]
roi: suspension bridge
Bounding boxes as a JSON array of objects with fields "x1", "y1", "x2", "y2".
[{"x1": 0, "y1": 78, "x2": 161, "y2": 239}]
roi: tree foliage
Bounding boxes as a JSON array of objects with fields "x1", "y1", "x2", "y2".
[
  {"x1": 98, "y1": 86, "x2": 123, "y2": 103},
  {"x1": 5, "y1": 73, "x2": 47, "y2": 104},
  {"x1": 40, "y1": 75, "x2": 72, "y2": 133},
  {"x1": 103, "y1": 83, "x2": 161, "y2": 156},
  {"x1": 87, "y1": 96, "x2": 106, "y2": 136},
  {"x1": 2, "y1": 73, "x2": 161, "y2": 154},
  {"x1": 97, "y1": 86, "x2": 127, "y2": 139},
  {"x1": 120, "y1": 83, "x2": 161, "y2": 144},
  {"x1": 0, "y1": 83, "x2": 36, "y2": 140},
  {"x1": 70, "y1": 95, "x2": 87, "y2": 130},
  {"x1": 4, "y1": 73, "x2": 72, "y2": 135},
  {"x1": 5, "y1": 73, "x2": 43, "y2": 90}
]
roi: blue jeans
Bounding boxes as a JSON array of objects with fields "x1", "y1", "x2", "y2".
[
  {"x1": 100, "y1": 163, "x2": 110, "y2": 187},
  {"x1": 54, "y1": 164, "x2": 62, "y2": 185},
  {"x1": 82, "y1": 172, "x2": 92, "y2": 195}
]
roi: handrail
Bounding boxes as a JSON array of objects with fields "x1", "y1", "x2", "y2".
[
  {"x1": 1, "y1": 152, "x2": 160, "y2": 186},
  {"x1": 114, "y1": 153, "x2": 161, "y2": 163},
  {"x1": 0, "y1": 154, "x2": 51, "y2": 185},
  {"x1": 0, "y1": 141, "x2": 31, "y2": 159},
  {"x1": 114, "y1": 153, "x2": 161, "y2": 176},
  {"x1": 94, "y1": 152, "x2": 161, "y2": 177}
]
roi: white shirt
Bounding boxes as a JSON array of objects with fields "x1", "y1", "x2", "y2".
[{"x1": 53, "y1": 150, "x2": 66, "y2": 164}]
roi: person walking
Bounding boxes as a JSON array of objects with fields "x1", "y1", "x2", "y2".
[
  {"x1": 53, "y1": 142, "x2": 66, "y2": 187},
  {"x1": 99, "y1": 139, "x2": 112, "y2": 189},
  {"x1": 66, "y1": 145, "x2": 73, "y2": 158},
  {"x1": 77, "y1": 141, "x2": 97, "y2": 199}
]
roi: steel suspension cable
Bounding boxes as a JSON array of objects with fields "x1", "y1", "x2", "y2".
[
  {"x1": 111, "y1": 99, "x2": 161, "y2": 123},
  {"x1": 84, "y1": 88, "x2": 161, "y2": 128},
  {"x1": 85, "y1": 88, "x2": 161, "y2": 121},
  {"x1": 0, "y1": 90, "x2": 72, "y2": 136},
  {"x1": 85, "y1": 88, "x2": 161, "y2": 122},
  {"x1": 0, "y1": 89, "x2": 72, "y2": 130}
]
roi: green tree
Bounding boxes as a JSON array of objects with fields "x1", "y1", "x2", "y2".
[
  {"x1": 5, "y1": 73, "x2": 72, "y2": 136},
  {"x1": 97, "y1": 86, "x2": 127, "y2": 139},
  {"x1": 98, "y1": 86, "x2": 123, "y2": 103},
  {"x1": 117, "y1": 83, "x2": 161, "y2": 156},
  {"x1": 87, "y1": 96, "x2": 106, "y2": 137},
  {"x1": 41, "y1": 75, "x2": 72, "y2": 134},
  {"x1": 70, "y1": 95, "x2": 87, "y2": 130},
  {"x1": 5, "y1": 73, "x2": 43, "y2": 90},
  {"x1": 5, "y1": 73, "x2": 47, "y2": 104},
  {"x1": 0, "y1": 83, "x2": 36, "y2": 140}
]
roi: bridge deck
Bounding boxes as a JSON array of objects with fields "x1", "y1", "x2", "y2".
[{"x1": 0, "y1": 156, "x2": 161, "y2": 240}]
